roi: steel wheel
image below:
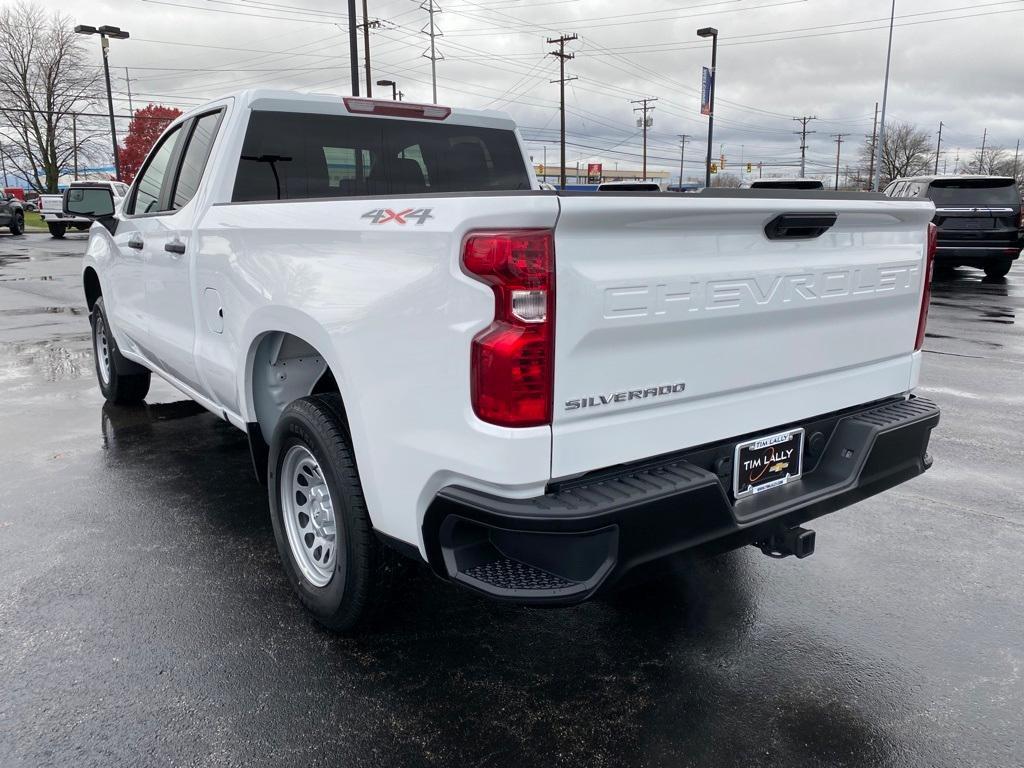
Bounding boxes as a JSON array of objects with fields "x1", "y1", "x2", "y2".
[
  {"x1": 94, "y1": 311, "x2": 111, "y2": 386},
  {"x1": 280, "y1": 444, "x2": 338, "y2": 587}
]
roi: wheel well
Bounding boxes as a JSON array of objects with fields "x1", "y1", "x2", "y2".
[
  {"x1": 83, "y1": 268, "x2": 102, "y2": 310},
  {"x1": 250, "y1": 332, "x2": 343, "y2": 444}
]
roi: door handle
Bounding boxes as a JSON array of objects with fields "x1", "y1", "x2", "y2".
[
  {"x1": 165, "y1": 240, "x2": 186, "y2": 255},
  {"x1": 764, "y1": 212, "x2": 838, "y2": 240},
  {"x1": 127, "y1": 235, "x2": 144, "y2": 250}
]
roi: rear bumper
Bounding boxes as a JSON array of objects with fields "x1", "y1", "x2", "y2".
[
  {"x1": 934, "y1": 245, "x2": 1021, "y2": 264},
  {"x1": 423, "y1": 396, "x2": 940, "y2": 604}
]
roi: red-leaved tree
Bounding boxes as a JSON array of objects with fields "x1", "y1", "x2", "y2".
[{"x1": 118, "y1": 104, "x2": 182, "y2": 183}]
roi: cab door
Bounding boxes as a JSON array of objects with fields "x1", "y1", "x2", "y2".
[
  {"x1": 108, "y1": 122, "x2": 187, "y2": 358},
  {"x1": 142, "y1": 109, "x2": 225, "y2": 391}
]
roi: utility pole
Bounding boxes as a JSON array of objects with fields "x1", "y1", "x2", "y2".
[
  {"x1": 547, "y1": 33, "x2": 577, "y2": 188},
  {"x1": 1012, "y1": 138, "x2": 1020, "y2": 179},
  {"x1": 677, "y1": 134, "x2": 690, "y2": 188},
  {"x1": 758, "y1": 161, "x2": 763, "y2": 178},
  {"x1": 867, "y1": 101, "x2": 878, "y2": 191},
  {"x1": 979, "y1": 128, "x2": 988, "y2": 172},
  {"x1": 793, "y1": 115, "x2": 817, "y2": 177},
  {"x1": 873, "y1": 0, "x2": 895, "y2": 190},
  {"x1": 933, "y1": 120, "x2": 943, "y2": 174},
  {"x1": 419, "y1": 0, "x2": 443, "y2": 103},
  {"x1": 631, "y1": 97, "x2": 657, "y2": 180},
  {"x1": 360, "y1": 1, "x2": 382, "y2": 96},
  {"x1": 0, "y1": 142, "x2": 7, "y2": 187},
  {"x1": 72, "y1": 113, "x2": 79, "y2": 180},
  {"x1": 125, "y1": 67, "x2": 134, "y2": 114},
  {"x1": 347, "y1": 0, "x2": 360, "y2": 95},
  {"x1": 831, "y1": 133, "x2": 847, "y2": 190}
]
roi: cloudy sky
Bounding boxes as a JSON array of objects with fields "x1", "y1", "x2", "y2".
[{"x1": 29, "y1": 0, "x2": 1024, "y2": 182}]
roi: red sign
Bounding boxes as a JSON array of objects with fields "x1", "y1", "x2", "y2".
[{"x1": 587, "y1": 163, "x2": 602, "y2": 177}]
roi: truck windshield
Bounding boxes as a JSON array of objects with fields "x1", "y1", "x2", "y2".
[
  {"x1": 232, "y1": 110, "x2": 531, "y2": 202},
  {"x1": 926, "y1": 178, "x2": 1019, "y2": 206}
]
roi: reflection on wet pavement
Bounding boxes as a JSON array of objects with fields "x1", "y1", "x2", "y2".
[{"x1": 0, "y1": 234, "x2": 1022, "y2": 767}]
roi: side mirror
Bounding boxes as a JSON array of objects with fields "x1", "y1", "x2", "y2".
[{"x1": 63, "y1": 186, "x2": 117, "y2": 233}]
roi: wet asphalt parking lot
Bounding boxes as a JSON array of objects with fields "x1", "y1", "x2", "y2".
[{"x1": 1, "y1": 231, "x2": 1022, "y2": 768}]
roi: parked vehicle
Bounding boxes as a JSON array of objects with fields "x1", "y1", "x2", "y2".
[
  {"x1": 0, "y1": 193, "x2": 25, "y2": 235},
  {"x1": 884, "y1": 175, "x2": 1022, "y2": 279},
  {"x1": 76, "y1": 89, "x2": 941, "y2": 631},
  {"x1": 40, "y1": 180, "x2": 130, "y2": 239},
  {"x1": 596, "y1": 180, "x2": 663, "y2": 191},
  {"x1": 742, "y1": 178, "x2": 825, "y2": 190}
]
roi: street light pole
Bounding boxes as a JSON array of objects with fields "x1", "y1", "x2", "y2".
[
  {"x1": 376, "y1": 79, "x2": 398, "y2": 100},
  {"x1": 75, "y1": 25, "x2": 129, "y2": 182},
  {"x1": 697, "y1": 27, "x2": 718, "y2": 189},
  {"x1": 872, "y1": 0, "x2": 895, "y2": 191}
]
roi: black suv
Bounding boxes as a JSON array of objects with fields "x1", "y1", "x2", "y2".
[{"x1": 883, "y1": 175, "x2": 1022, "y2": 278}]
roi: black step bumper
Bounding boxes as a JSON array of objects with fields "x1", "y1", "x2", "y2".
[{"x1": 422, "y1": 397, "x2": 940, "y2": 605}]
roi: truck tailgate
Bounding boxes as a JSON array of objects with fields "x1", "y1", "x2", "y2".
[{"x1": 551, "y1": 194, "x2": 935, "y2": 479}]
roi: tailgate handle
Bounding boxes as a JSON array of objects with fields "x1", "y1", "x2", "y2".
[{"x1": 764, "y1": 212, "x2": 837, "y2": 240}]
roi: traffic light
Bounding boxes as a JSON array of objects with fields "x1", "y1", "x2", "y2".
[
  {"x1": 746, "y1": 162, "x2": 752, "y2": 173},
  {"x1": 538, "y1": 164, "x2": 545, "y2": 175},
  {"x1": 711, "y1": 163, "x2": 718, "y2": 173}
]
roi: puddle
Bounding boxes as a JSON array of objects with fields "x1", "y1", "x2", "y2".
[
  {"x1": 0, "y1": 306, "x2": 84, "y2": 317},
  {"x1": 0, "y1": 335, "x2": 93, "y2": 384}
]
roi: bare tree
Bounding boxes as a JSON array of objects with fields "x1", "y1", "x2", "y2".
[
  {"x1": 712, "y1": 172, "x2": 742, "y2": 188},
  {"x1": 0, "y1": 2, "x2": 103, "y2": 192},
  {"x1": 860, "y1": 121, "x2": 932, "y2": 186},
  {"x1": 963, "y1": 146, "x2": 1008, "y2": 175}
]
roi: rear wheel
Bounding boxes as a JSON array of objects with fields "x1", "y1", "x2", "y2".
[
  {"x1": 268, "y1": 394, "x2": 396, "y2": 633},
  {"x1": 47, "y1": 222, "x2": 66, "y2": 239},
  {"x1": 91, "y1": 297, "x2": 151, "y2": 404},
  {"x1": 984, "y1": 260, "x2": 1012, "y2": 279},
  {"x1": 9, "y1": 211, "x2": 23, "y2": 235}
]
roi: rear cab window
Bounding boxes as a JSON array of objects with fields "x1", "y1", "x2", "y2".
[
  {"x1": 926, "y1": 178, "x2": 1019, "y2": 207},
  {"x1": 231, "y1": 111, "x2": 531, "y2": 202}
]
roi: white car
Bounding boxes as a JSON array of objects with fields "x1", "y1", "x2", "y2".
[
  {"x1": 75, "y1": 89, "x2": 940, "y2": 631},
  {"x1": 741, "y1": 177, "x2": 825, "y2": 190},
  {"x1": 40, "y1": 180, "x2": 129, "y2": 238}
]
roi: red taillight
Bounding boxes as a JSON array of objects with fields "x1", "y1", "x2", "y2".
[
  {"x1": 462, "y1": 229, "x2": 554, "y2": 427},
  {"x1": 915, "y1": 223, "x2": 936, "y2": 351},
  {"x1": 342, "y1": 97, "x2": 451, "y2": 120}
]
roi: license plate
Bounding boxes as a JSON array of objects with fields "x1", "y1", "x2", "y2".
[
  {"x1": 733, "y1": 428, "x2": 804, "y2": 498},
  {"x1": 944, "y1": 218, "x2": 993, "y2": 229}
]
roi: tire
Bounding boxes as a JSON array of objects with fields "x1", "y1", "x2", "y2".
[
  {"x1": 91, "y1": 297, "x2": 151, "y2": 404},
  {"x1": 984, "y1": 260, "x2": 1012, "y2": 279},
  {"x1": 268, "y1": 394, "x2": 396, "y2": 633},
  {"x1": 48, "y1": 222, "x2": 66, "y2": 239},
  {"x1": 9, "y1": 211, "x2": 23, "y2": 236}
]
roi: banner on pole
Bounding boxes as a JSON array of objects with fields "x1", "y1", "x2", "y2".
[{"x1": 701, "y1": 67, "x2": 713, "y2": 116}]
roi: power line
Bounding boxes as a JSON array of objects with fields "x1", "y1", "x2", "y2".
[
  {"x1": 547, "y1": 32, "x2": 577, "y2": 188},
  {"x1": 631, "y1": 97, "x2": 657, "y2": 180},
  {"x1": 417, "y1": 0, "x2": 444, "y2": 103},
  {"x1": 830, "y1": 133, "x2": 847, "y2": 190},
  {"x1": 793, "y1": 116, "x2": 817, "y2": 177}
]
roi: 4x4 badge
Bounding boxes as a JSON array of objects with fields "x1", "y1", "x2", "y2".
[{"x1": 362, "y1": 207, "x2": 434, "y2": 225}]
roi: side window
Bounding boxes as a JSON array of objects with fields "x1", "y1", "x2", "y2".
[
  {"x1": 129, "y1": 124, "x2": 184, "y2": 215},
  {"x1": 173, "y1": 111, "x2": 223, "y2": 209}
]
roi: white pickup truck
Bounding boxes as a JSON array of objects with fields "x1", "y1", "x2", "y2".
[
  {"x1": 75, "y1": 89, "x2": 940, "y2": 631},
  {"x1": 41, "y1": 180, "x2": 130, "y2": 238}
]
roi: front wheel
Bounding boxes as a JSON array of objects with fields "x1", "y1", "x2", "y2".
[
  {"x1": 9, "y1": 211, "x2": 23, "y2": 235},
  {"x1": 47, "y1": 222, "x2": 66, "y2": 239},
  {"x1": 91, "y1": 297, "x2": 151, "y2": 404},
  {"x1": 268, "y1": 394, "x2": 395, "y2": 633},
  {"x1": 984, "y1": 260, "x2": 1012, "y2": 279}
]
